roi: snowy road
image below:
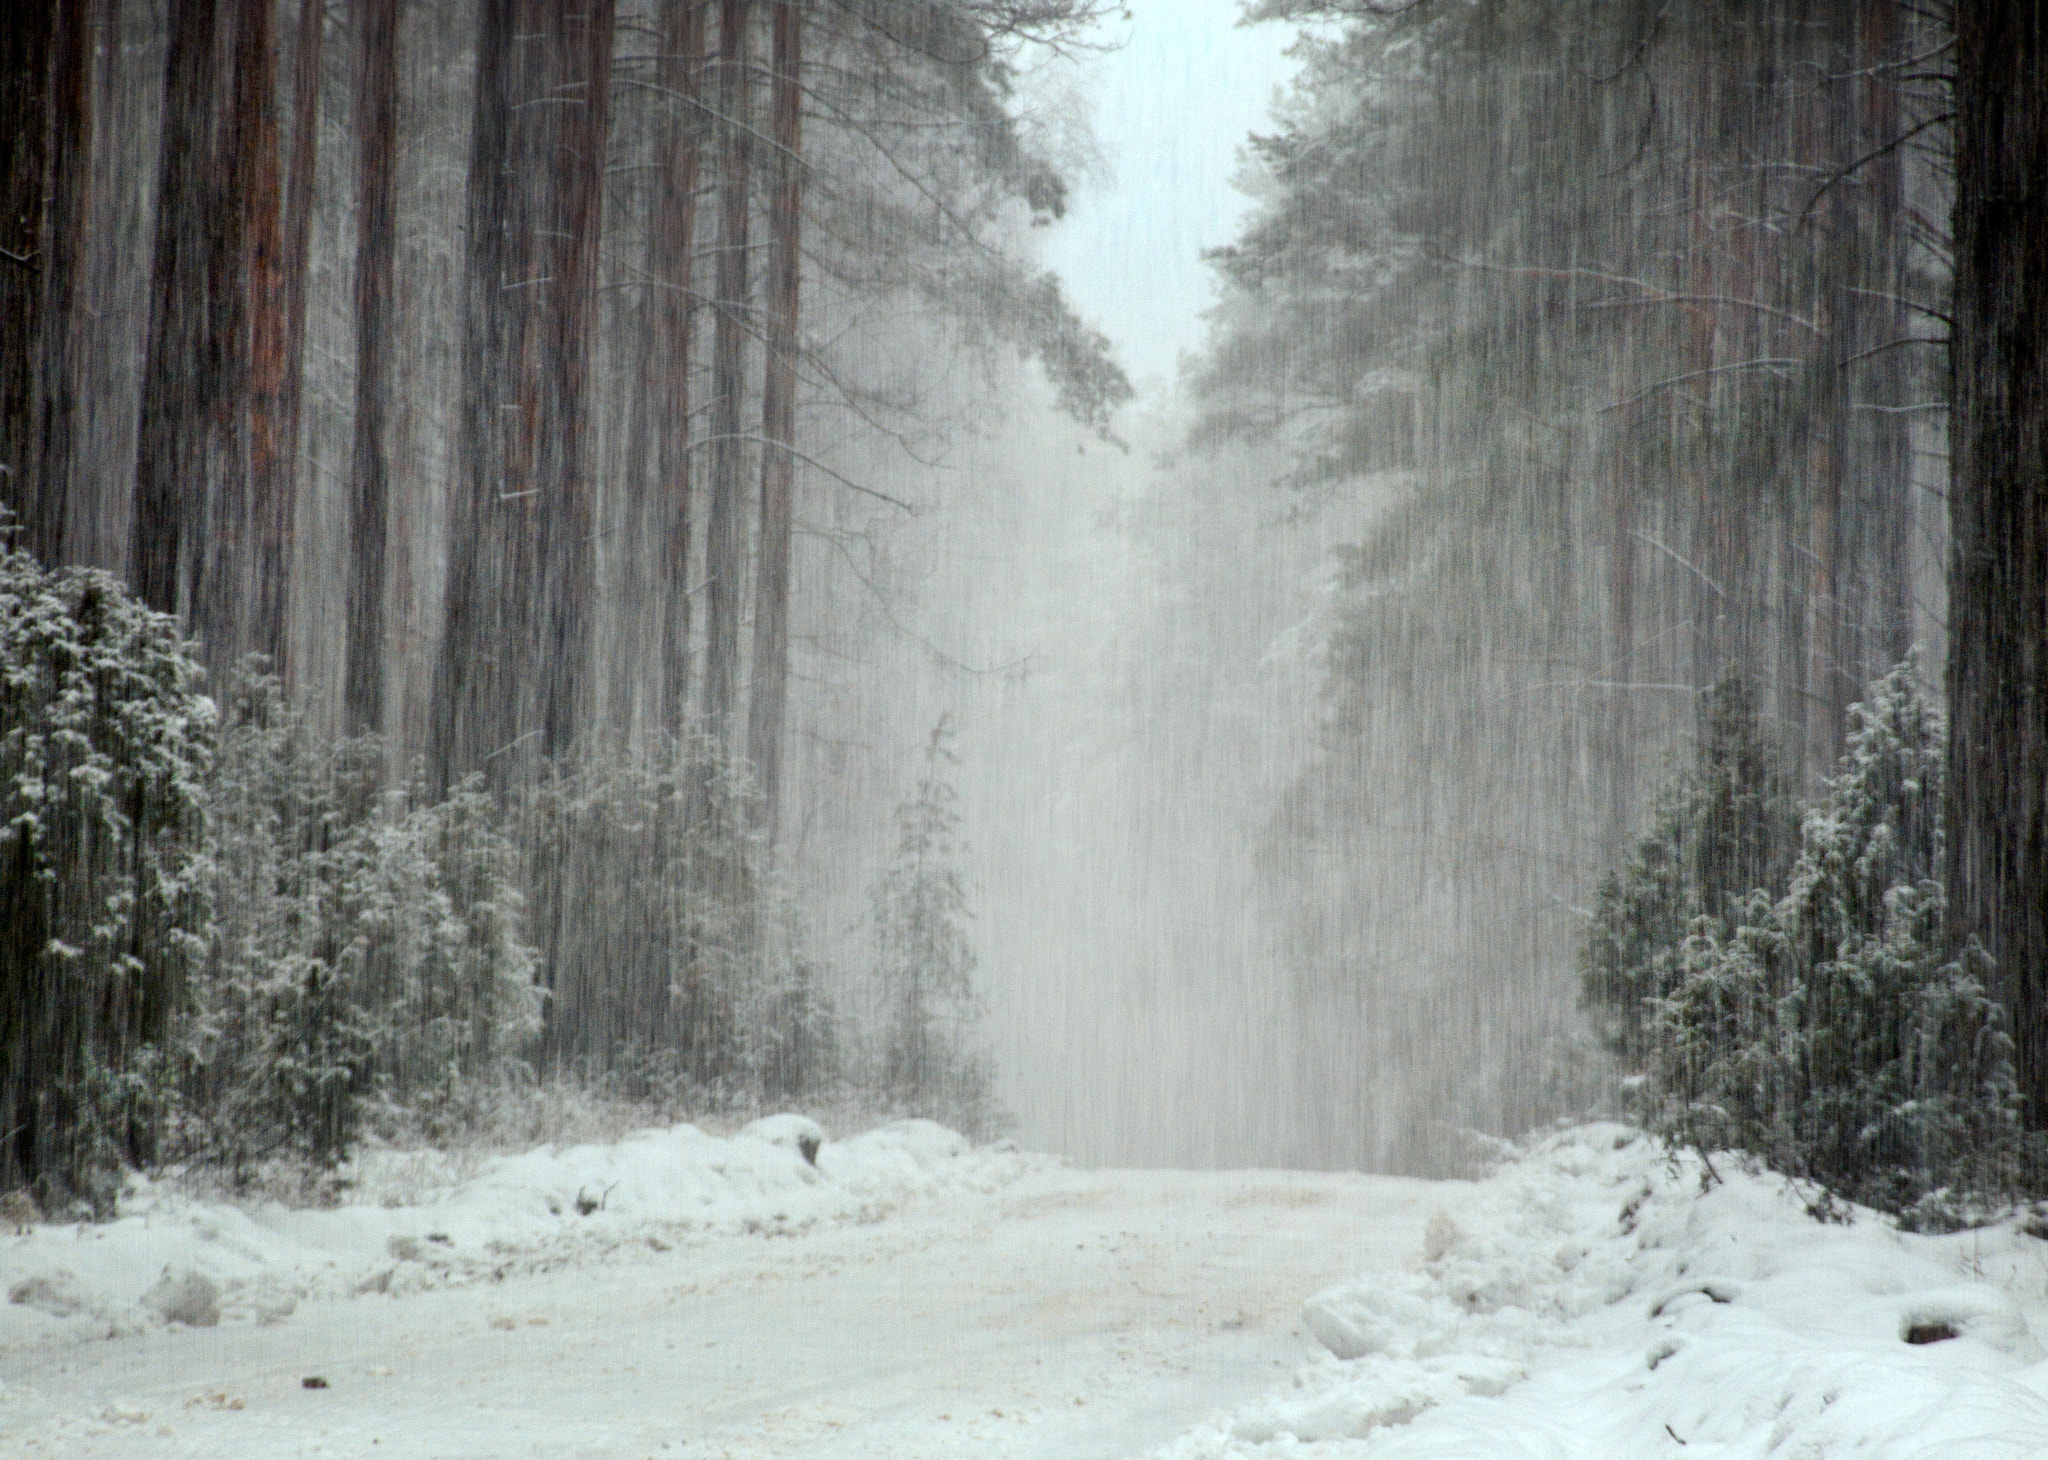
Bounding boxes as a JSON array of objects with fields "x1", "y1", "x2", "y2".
[{"x1": 1, "y1": 1165, "x2": 1450, "y2": 1459}]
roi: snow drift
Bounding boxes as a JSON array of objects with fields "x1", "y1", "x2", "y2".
[
  {"x1": 1, "y1": 1117, "x2": 1038, "y2": 1348},
  {"x1": 1155, "y1": 1122, "x2": 2048, "y2": 1457}
]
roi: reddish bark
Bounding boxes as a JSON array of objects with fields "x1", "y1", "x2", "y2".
[
  {"x1": 345, "y1": 0, "x2": 401, "y2": 736},
  {"x1": 746, "y1": 0, "x2": 804, "y2": 833}
]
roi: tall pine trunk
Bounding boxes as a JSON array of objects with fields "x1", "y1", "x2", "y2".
[
  {"x1": 240, "y1": 0, "x2": 290, "y2": 674},
  {"x1": 194, "y1": 0, "x2": 275, "y2": 664},
  {"x1": 344, "y1": 0, "x2": 400, "y2": 736},
  {"x1": 255, "y1": 0, "x2": 325, "y2": 683},
  {"x1": 131, "y1": 0, "x2": 222, "y2": 621},
  {"x1": 1946, "y1": 0, "x2": 2048, "y2": 1126},
  {"x1": 1, "y1": 4, "x2": 56, "y2": 551},
  {"x1": 702, "y1": 0, "x2": 752, "y2": 747},
  {"x1": 29, "y1": 0, "x2": 93, "y2": 568},
  {"x1": 745, "y1": 0, "x2": 803, "y2": 834},
  {"x1": 654, "y1": 0, "x2": 707, "y2": 736},
  {"x1": 432, "y1": 0, "x2": 615, "y2": 791},
  {"x1": 541, "y1": 0, "x2": 615, "y2": 759}
]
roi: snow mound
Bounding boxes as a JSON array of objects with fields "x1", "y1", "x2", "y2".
[
  {"x1": 0, "y1": 1117, "x2": 1039, "y2": 1349},
  {"x1": 742, "y1": 1112, "x2": 826, "y2": 1163},
  {"x1": 1156, "y1": 1121, "x2": 2048, "y2": 1458}
]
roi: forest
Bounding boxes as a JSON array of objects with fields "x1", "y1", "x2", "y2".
[
  {"x1": 0, "y1": 0, "x2": 2044, "y2": 1244},
  {"x1": 1185, "y1": 0, "x2": 2048, "y2": 1214}
]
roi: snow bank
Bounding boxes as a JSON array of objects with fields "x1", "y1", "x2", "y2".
[
  {"x1": 1155, "y1": 1122, "x2": 2048, "y2": 1457},
  {"x1": 0, "y1": 1117, "x2": 1039, "y2": 1349}
]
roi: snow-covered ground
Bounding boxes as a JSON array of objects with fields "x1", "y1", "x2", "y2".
[
  {"x1": 1154, "y1": 1123, "x2": 2048, "y2": 1459},
  {"x1": 5, "y1": 1119, "x2": 2047, "y2": 1457},
  {"x1": 0, "y1": 1117, "x2": 1446, "y2": 1457}
]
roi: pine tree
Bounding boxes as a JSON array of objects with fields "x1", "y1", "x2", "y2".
[
  {"x1": 0, "y1": 552, "x2": 212, "y2": 1209},
  {"x1": 874, "y1": 717, "x2": 992, "y2": 1132},
  {"x1": 1608, "y1": 659, "x2": 2034, "y2": 1221}
]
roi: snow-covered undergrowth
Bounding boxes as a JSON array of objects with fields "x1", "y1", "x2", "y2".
[
  {"x1": 1157, "y1": 1122, "x2": 2048, "y2": 1458},
  {"x1": 1, "y1": 1117, "x2": 1039, "y2": 1347}
]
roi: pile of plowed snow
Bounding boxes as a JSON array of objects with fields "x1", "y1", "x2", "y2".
[
  {"x1": 1156, "y1": 1122, "x2": 2048, "y2": 1458},
  {"x1": 1, "y1": 1117, "x2": 1039, "y2": 1346}
]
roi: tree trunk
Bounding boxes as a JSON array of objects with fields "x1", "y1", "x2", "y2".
[
  {"x1": 1946, "y1": 0, "x2": 2048, "y2": 1126},
  {"x1": 256, "y1": 0, "x2": 325, "y2": 683},
  {"x1": 432, "y1": 0, "x2": 615, "y2": 791},
  {"x1": 239, "y1": 0, "x2": 292, "y2": 675},
  {"x1": 702, "y1": 0, "x2": 752, "y2": 748},
  {"x1": 654, "y1": 0, "x2": 707, "y2": 736},
  {"x1": 345, "y1": 0, "x2": 400, "y2": 737},
  {"x1": 1, "y1": 2, "x2": 56, "y2": 550},
  {"x1": 194, "y1": 0, "x2": 274, "y2": 664},
  {"x1": 432, "y1": 0, "x2": 523, "y2": 792},
  {"x1": 746, "y1": 0, "x2": 803, "y2": 835},
  {"x1": 131, "y1": 0, "x2": 222, "y2": 621},
  {"x1": 539, "y1": 0, "x2": 615, "y2": 759},
  {"x1": 29, "y1": 0, "x2": 93, "y2": 569}
]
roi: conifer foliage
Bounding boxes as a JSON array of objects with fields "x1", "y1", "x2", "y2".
[
  {"x1": 873, "y1": 717, "x2": 994, "y2": 1133},
  {"x1": 187, "y1": 670, "x2": 539, "y2": 1178},
  {"x1": 1584, "y1": 661, "x2": 2033, "y2": 1222},
  {"x1": 0, "y1": 551, "x2": 212, "y2": 1209}
]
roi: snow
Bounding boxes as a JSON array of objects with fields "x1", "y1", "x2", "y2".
[
  {"x1": 6, "y1": 1119, "x2": 2047, "y2": 1457},
  {"x1": 0, "y1": 1148, "x2": 1437, "y2": 1458},
  {"x1": 0, "y1": 1116, "x2": 1041, "y2": 1349},
  {"x1": 1150, "y1": 1122, "x2": 2048, "y2": 1458}
]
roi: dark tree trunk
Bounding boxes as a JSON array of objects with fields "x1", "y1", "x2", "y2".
[
  {"x1": 1, "y1": 1, "x2": 56, "y2": 548},
  {"x1": 195, "y1": 0, "x2": 275, "y2": 664},
  {"x1": 1852, "y1": 0, "x2": 1914, "y2": 673},
  {"x1": 29, "y1": 0, "x2": 93, "y2": 569},
  {"x1": 345, "y1": 0, "x2": 400, "y2": 737},
  {"x1": 130, "y1": 0, "x2": 222, "y2": 621},
  {"x1": 540, "y1": 0, "x2": 615, "y2": 759},
  {"x1": 702, "y1": 0, "x2": 752, "y2": 747},
  {"x1": 745, "y1": 0, "x2": 803, "y2": 835},
  {"x1": 432, "y1": 0, "x2": 519, "y2": 793},
  {"x1": 255, "y1": 0, "x2": 325, "y2": 683},
  {"x1": 1947, "y1": 1, "x2": 2048, "y2": 1126},
  {"x1": 240, "y1": 0, "x2": 290, "y2": 674},
  {"x1": 653, "y1": 0, "x2": 707, "y2": 737},
  {"x1": 432, "y1": 0, "x2": 615, "y2": 791}
]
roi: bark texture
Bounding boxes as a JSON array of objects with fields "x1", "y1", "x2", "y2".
[
  {"x1": 345, "y1": 0, "x2": 400, "y2": 736},
  {"x1": 1, "y1": 3, "x2": 56, "y2": 550},
  {"x1": 746, "y1": 0, "x2": 804, "y2": 833},
  {"x1": 432, "y1": 0, "x2": 616, "y2": 791},
  {"x1": 701, "y1": 0, "x2": 752, "y2": 747},
  {"x1": 130, "y1": 0, "x2": 221, "y2": 621},
  {"x1": 1947, "y1": 0, "x2": 2048, "y2": 1125},
  {"x1": 30, "y1": 0, "x2": 94, "y2": 568}
]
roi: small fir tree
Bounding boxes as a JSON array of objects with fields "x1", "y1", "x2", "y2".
[
  {"x1": 0, "y1": 552, "x2": 213, "y2": 1210},
  {"x1": 1582, "y1": 674, "x2": 1801, "y2": 1071},
  {"x1": 1596, "y1": 657, "x2": 2037, "y2": 1222},
  {"x1": 188, "y1": 668, "x2": 538, "y2": 1176},
  {"x1": 874, "y1": 717, "x2": 994, "y2": 1133}
]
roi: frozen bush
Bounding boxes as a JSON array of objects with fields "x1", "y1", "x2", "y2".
[
  {"x1": 1589, "y1": 657, "x2": 2039, "y2": 1218},
  {"x1": 871, "y1": 718, "x2": 999, "y2": 1137},
  {"x1": 0, "y1": 552, "x2": 212, "y2": 1210},
  {"x1": 518, "y1": 735, "x2": 836, "y2": 1104},
  {"x1": 184, "y1": 669, "x2": 538, "y2": 1176}
]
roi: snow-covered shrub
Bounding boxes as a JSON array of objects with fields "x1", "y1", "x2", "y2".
[
  {"x1": 1581, "y1": 675, "x2": 1801, "y2": 1074},
  {"x1": 871, "y1": 718, "x2": 998, "y2": 1137},
  {"x1": 1594, "y1": 658, "x2": 2036, "y2": 1219},
  {"x1": 0, "y1": 552, "x2": 213, "y2": 1210},
  {"x1": 519, "y1": 736, "x2": 830, "y2": 1102},
  {"x1": 185, "y1": 670, "x2": 538, "y2": 1176}
]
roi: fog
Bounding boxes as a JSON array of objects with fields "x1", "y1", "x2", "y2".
[{"x1": 0, "y1": 0, "x2": 1983, "y2": 1215}]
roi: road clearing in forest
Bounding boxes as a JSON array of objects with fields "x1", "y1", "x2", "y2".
[
  {"x1": 0, "y1": 1154, "x2": 1451, "y2": 1458},
  {"x1": 12, "y1": 1121, "x2": 2048, "y2": 1458}
]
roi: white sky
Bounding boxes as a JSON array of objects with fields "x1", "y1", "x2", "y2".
[{"x1": 1033, "y1": 1, "x2": 1305, "y2": 396}]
